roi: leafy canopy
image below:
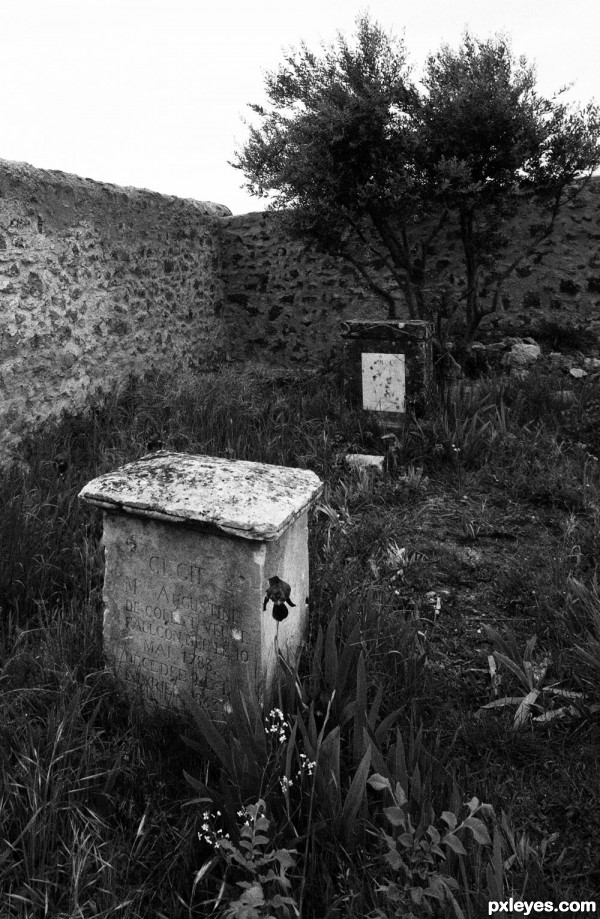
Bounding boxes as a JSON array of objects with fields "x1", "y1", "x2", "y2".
[
  {"x1": 236, "y1": 19, "x2": 421, "y2": 234},
  {"x1": 233, "y1": 17, "x2": 600, "y2": 340}
]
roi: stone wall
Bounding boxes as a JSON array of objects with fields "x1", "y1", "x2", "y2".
[
  {"x1": 217, "y1": 212, "x2": 388, "y2": 366},
  {"x1": 218, "y1": 180, "x2": 600, "y2": 358},
  {"x1": 0, "y1": 158, "x2": 230, "y2": 462},
  {"x1": 495, "y1": 180, "x2": 600, "y2": 335},
  {"x1": 3, "y1": 154, "x2": 600, "y2": 463}
]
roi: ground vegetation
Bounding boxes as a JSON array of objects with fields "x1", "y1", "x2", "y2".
[{"x1": 1, "y1": 361, "x2": 600, "y2": 916}]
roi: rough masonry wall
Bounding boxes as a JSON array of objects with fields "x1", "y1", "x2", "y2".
[
  {"x1": 0, "y1": 158, "x2": 230, "y2": 463},
  {"x1": 4, "y1": 156, "x2": 600, "y2": 463},
  {"x1": 496, "y1": 180, "x2": 600, "y2": 334},
  {"x1": 218, "y1": 181, "x2": 600, "y2": 363},
  {"x1": 218, "y1": 213, "x2": 388, "y2": 366}
]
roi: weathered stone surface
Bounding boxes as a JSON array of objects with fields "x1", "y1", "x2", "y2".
[
  {"x1": 502, "y1": 340, "x2": 541, "y2": 369},
  {"x1": 79, "y1": 453, "x2": 323, "y2": 712},
  {"x1": 361, "y1": 353, "x2": 406, "y2": 413},
  {"x1": 0, "y1": 158, "x2": 229, "y2": 463},
  {"x1": 5, "y1": 157, "x2": 600, "y2": 464},
  {"x1": 219, "y1": 180, "x2": 600, "y2": 366},
  {"x1": 218, "y1": 212, "x2": 390, "y2": 367},
  {"x1": 342, "y1": 319, "x2": 432, "y2": 422},
  {"x1": 341, "y1": 320, "x2": 430, "y2": 340},
  {"x1": 79, "y1": 451, "x2": 324, "y2": 540},
  {"x1": 343, "y1": 453, "x2": 385, "y2": 472}
]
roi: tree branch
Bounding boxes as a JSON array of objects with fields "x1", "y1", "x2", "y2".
[{"x1": 338, "y1": 247, "x2": 400, "y2": 318}]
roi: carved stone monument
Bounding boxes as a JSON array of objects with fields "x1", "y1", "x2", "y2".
[
  {"x1": 341, "y1": 320, "x2": 433, "y2": 425},
  {"x1": 79, "y1": 452, "x2": 323, "y2": 712}
]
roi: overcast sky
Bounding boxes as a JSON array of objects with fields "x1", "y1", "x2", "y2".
[{"x1": 0, "y1": 0, "x2": 597, "y2": 215}]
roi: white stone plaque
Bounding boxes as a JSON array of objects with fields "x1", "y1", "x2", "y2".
[
  {"x1": 79, "y1": 452, "x2": 323, "y2": 712},
  {"x1": 361, "y1": 352, "x2": 406, "y2": 412}
]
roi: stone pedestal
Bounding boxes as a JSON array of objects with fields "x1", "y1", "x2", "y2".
[
  {"x1": 341, "y1": 320, "x2": 433, "y2": 425},
  {"x1": 79, "y1": 452, "x2": 323, "y2": 713}
]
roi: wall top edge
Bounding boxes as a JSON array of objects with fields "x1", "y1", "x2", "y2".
[{"x1": 0, "y1": 156, "x2": 232, "y2": 216}]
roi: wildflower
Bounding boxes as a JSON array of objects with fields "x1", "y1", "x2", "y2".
[
  {"x1": 265, "y1": 707, "x2": 290, "y2": 743},
  {"x1": 297, "y1": 753, "x2": 316, "y2": 776},
  {"x1": 280, "y1": 776, "x2": 294, "y2": 792}
]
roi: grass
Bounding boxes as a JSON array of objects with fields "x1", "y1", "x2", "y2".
[{"x1": 1, "y1": 362, "x2": 600, "y2": 917}]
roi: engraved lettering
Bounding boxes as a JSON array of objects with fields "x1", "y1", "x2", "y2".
[
  {"x1": 149, "y1": 555, "x2": 166, "y2": 575},
  {"x1": 143, "y1": 640, "x2": 172, "y2": 659},
  {"x1": 156, "y1": 584, "x2": 169, "y2": 604},
  {"x1": 176, "y1": 562, "x2": 202, "y2": 583},
  {"x1": 114, "y1": 542, "x2": 256, "y2": 712}
]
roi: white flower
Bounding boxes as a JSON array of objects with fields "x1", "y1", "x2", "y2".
[{"x1": 297, "y1": 753, "x2": 316, "y2": 776}]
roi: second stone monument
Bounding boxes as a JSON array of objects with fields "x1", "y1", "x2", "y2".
[{"x1": 341, "y1": 319, "x2": 433, "y2": 425}]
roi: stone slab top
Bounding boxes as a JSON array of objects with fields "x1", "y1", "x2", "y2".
[
  {"x1": 79, "y1": 451, "x2": 324, "y2": 541},
  {"x1": 341, "y1": 319, "x2": 432, "y2": 340}
]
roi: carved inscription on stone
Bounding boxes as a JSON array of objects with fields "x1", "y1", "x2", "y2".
[
  {"x1": 82, "y1": 453, "x2": 322, "y2": 713},
  {"x1": 104, "y1": 525, "x2": 260, "y2": 709}
]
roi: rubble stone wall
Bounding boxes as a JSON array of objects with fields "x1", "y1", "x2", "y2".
[
  {"x1": 217, "y1": 212, "x2": 387, "y2": 366},
  {"x1": 218, "y1": 181, "x2": 600, "y2": 360},
  {"x1": 3, "y1": 153, "x2": 600, "y2": 463},
  {"x1": 0, "y1": 158, "x2": 230, "y2": 462}
]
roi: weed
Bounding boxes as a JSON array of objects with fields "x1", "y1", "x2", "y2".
[
  {"x1": 3, "y1": 364, "x2": 600, "y2": 914},
  {"x1": 478, "y1": 627, "x2": 589, "y2": 729},
  {"x1": 195, "y1": 800, "x2": 298, "y2": 918}
]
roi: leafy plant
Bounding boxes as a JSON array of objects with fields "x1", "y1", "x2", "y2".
[
  {"x1": 5, "y1": 363, "x2": 600, "y2": 915},
  {"x1": 478, "y1": 627, "x2": 587, "y2": 728},
  {"x1": 567, "y1": 576, "x2": 600, "y2": 696},
  {"x1": 195, "y1": 800, "x2": 298, "y2": 919},
  {"x1": 367, "y1": 773, "x2": 493, "y2": 918}
]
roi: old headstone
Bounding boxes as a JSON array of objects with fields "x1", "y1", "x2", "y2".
[
  {"x1": 79, "y1": 451, "x2": 323, "y2": 713},
  {"x1": 341, "y1": 320, "x2": 433, "y2": 425}
]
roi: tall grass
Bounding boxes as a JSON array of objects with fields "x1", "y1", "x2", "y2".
[
  {"x1": 1, "y1": 363, "x2": 599, "y2": 916},
  {"x1": 0, "y1": 365, "x2": 369, "y2": 628}
]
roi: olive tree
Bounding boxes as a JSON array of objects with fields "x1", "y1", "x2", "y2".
[
  {"x1": 420, "y1": 33, "x2": 600, "y2": 342},
  {"x1": 232, "y1": 17, "x2": 434, "y2": 320},
  {"x1": 233, "y1": 17, "x2": 600, "y2": 343}
]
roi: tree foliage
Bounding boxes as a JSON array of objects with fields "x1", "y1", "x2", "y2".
[
  {"x1": 420, "y1": 34, "x2": 600, "y2": 340},
  {"x1": 233, "y1": 17, "x2": 600, "y2": 343}
]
